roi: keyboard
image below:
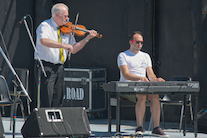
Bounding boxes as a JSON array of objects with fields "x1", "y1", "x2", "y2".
[{"x1": 103, "y1": 81, "x2": 200, "y2": 93}]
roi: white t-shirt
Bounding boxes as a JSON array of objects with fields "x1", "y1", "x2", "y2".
[
  {"x1": 117, "y1": 50, "x2": 152, "y2": 81},
  {"x1": 34, "y1": 18, "x2": 77, "y2": 64}
]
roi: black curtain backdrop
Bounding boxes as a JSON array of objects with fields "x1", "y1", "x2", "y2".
[{"x1": 0, "y1": 0, "x2": 206, "y2": 122}]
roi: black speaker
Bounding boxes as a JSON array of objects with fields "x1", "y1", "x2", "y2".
[
  {"x1": 198, "y1": 108, "x2": 207, "y2": 133},
  {"x1": 21, "y1": 107, "x2": 91, "y2": 138}
]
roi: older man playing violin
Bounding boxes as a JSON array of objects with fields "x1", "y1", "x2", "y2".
[{"x1": 34, "y1": 3, "x2": 97, "y2": 107}]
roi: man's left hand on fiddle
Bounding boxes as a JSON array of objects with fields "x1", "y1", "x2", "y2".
[{"x1": 87, "y1": 30, "x2": 97, "y2": 40}]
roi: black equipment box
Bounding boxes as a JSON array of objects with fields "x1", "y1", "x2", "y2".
[{"x1": 62, "y1": 67, "x2": 106, "y2": 113}]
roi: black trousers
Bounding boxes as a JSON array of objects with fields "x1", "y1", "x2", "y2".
[{"x1": 34, "y1": 60, "x2": 65, "y2": 107}]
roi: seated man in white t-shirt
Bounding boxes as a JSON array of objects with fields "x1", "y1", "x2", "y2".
[{"x1": 117, "y1": 31, "x2": 169, "y2": 137}]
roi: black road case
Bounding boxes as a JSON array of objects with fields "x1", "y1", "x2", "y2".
[{"x1": 62, "y1": 67, "x2": 106, "y2": 113}]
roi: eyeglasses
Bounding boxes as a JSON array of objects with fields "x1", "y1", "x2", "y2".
[
  {"x1": 131, "y1": 40, "x2": 144, "y2": 45},
  {"x1": 63, "y1": 15, "x2": 69, "y2": 18},
  {"x1": 58, "y1": 13, "x2": 69, "y2": 19}
]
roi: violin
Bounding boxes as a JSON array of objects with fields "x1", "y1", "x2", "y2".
[{"x1": 60, "y1": 22, "x2": 103, "y2": 38}]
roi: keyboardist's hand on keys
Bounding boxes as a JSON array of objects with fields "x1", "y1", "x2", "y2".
[
  {"x1": 140, "y1": 77, "x2": 149, "y2": 82},
  {"x1": 154, "y1": 77, "x2": 165, "y2": 82}
]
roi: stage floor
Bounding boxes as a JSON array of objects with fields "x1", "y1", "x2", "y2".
[{"x1": 2, "y1": 117, "x2": 207, "y2": 138}]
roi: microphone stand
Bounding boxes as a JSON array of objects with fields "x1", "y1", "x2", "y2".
[
  {"x1": 11, "y1": 79, "x2": 18, "y2": 138},
  {"x1": 23, "y1": 19, "x2": 47, "y2": 108},
  {"x1": 0, "y1": 46, "x2": 32, "y2": 138}
]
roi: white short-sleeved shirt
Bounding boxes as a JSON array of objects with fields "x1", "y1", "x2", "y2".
[
  {"x1": 34, "y1": 18, "x2": 77, "y2": 64},
  {"x1": 117, "y1": 50, "x2": 152, "y2": 82}
]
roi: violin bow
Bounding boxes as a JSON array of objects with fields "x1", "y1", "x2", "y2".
[{"x1": 68, "y1": 12, "x2": 79, "y2": 60}]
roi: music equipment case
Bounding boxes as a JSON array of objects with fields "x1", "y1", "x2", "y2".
[{"x1": 62, "y1": 67, "x2": 106, "y2": 114}]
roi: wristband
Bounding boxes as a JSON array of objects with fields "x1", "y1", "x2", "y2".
[{"x1": 85, "y1": 38, "x2": 89, "y2": 42}]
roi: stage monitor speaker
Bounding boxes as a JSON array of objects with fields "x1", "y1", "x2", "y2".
[
  {"x1": 0, "y1": 114, "x2": 5, "y2": 138},
  {"x1": 198, "y1": 108, "x2": 207, "y2": 133},
  {"x1": 21, "y1": 107, "x2": 91, "y2": 138}
]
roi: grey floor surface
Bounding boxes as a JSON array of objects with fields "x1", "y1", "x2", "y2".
[{"x1": 2, "y1": 117, "x2": 207, "y2": 138}]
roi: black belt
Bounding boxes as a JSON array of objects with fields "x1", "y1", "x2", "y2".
[{"x1": 37, "y1": 60, "x2": 63, "y2": 66}]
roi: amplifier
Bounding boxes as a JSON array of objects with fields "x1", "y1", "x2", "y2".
[{"x1": 21, "y1": 107, "x2": 91, "y2": 138}]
